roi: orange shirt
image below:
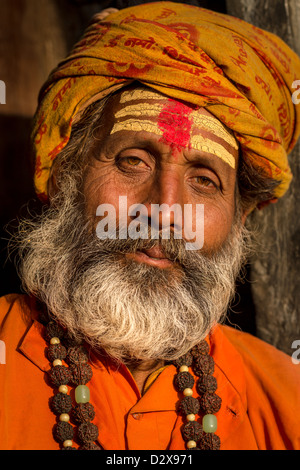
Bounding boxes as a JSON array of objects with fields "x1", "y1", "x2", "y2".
[{"x1": 0, "y1": 294, "x2": 299, "y2": 450}]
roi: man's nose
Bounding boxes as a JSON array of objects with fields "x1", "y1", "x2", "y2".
[{"x1": 144, "y1": 168, "x2": 185, "y2": 232}]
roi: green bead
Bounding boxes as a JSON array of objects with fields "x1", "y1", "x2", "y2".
[
  {"x1": 75, "y1": 385, "x2": 90, "y2": 404},
  {"x1": 202, "y1": 414, "x2": 218, "y2": 433}
]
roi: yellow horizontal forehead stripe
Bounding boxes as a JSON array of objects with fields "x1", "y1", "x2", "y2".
[
  {"x1": 111, "y1": 119, "x2": 163, "y2": 135},
  {"x1": 191, "y1": 113, "x2": 238, "y2": 149},
  {"x1": 116, "y1": 103, "x2": 237, "y2": 150},
  {"x1": 115, "y1": 103, "x2": 163, "y2": 118},
  {"x1": 119, "y1": 88, "x2": 166, "y2": 103},
  {"x1": 190, "y1": 135, "x2": 236, "y2": 168}
]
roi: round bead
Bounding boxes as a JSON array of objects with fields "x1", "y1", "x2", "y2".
[
  {"x1": 75, "y1": 385, "x2": 90, "y2": 404},
  {"x1": 179, "y1": 365, "x2": 189, "y2": 372},
  {"x1": 182, "y1": 421, "x2": 203, "y2": 442},
  {"x1": 47, "y1": 343, "x2": 67, "y2": 362},
  {"x1": 199, "y1": 433, "x2": 220, "y2": 450},
  {"x1": 187, "y1": 440, "x2": 197, "y2": 449},
  {"x1": 53, "y1": 359, "x2": 63, "y2": 367},
  {"x1": 46, "y1": 321, "x2": 65, "y2": 341},
  {"x1": 55, "y1": 421, "x2": 74, "y2": 442},
  {"x1": 193, "y1": 355, "x2": 214, "y2": 376},
  {"x1": 202, "y1": 414, "x2": 218, "y2": 433},
  {"x1": 191, "y1": 341, "x2": 209, "y2": 358},
  {"x1": 59, "y1": 385, "x2": 68, "y2": 394},
  {"x1": 72, "y1": 402, "x2": 95, "y2": 423},
  {"x1": 59, "y1": 413, "x2": 70, "y2": 422},
  {"x1": 200, "y1": 392, "x2": 222, "y2": 414},
  {"x1": 70, "y1": 363, "x2": 93, "y2": 386},
  {"x1": 174, "y1": 372, "x2": 195, "y2": 392},
  {"x1": 49, "y1": 365, "x2": 71, "y2": 387},
  {"x1": 183, "y1": 388, "x2": 193, "y2": 397},
  {"x1": 63, "y1": 440, "x2": 73, "y2": 448},
  {"x1": 80, "y1": 442, "x2": 101, "y2": 450},
  {"x1": 78, "y1": 422, "x2": 99, "y2": 444},
  {"x1": 186, "y1": 414, "x2": 196, "y2": 421},
  {"x1": 173, "y1": 352, "x2": 193, "y2": 368},
  {"x1": 196, "y1": 374, "x2": 217, "y2": 394},
  {"x1": 67, "y1": 345, "x2": 89, "y2": 364},
  {"x1": 178, "y1": 396, "x2": 200, "y2": 415},
  {"x1": 50, "y1": 337, "x2": 60, "y2": 345},
  {"x1": 51, "y1": 392, "x2": 72, "y2": 415}
]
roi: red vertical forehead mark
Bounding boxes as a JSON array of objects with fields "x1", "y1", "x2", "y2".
[{"x1": 157, "y1": 99, "x2": 193, "y2": 155}]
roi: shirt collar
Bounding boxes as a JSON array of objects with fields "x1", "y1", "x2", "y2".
[{"x1": 19, "y1": 318, "x2": 49, "y2": 372}]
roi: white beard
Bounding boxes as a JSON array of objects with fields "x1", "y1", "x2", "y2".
[{"x1": 16, "y1": 182, "x2": 251, "y2": 363}]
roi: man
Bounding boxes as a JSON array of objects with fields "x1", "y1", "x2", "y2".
[{"x1": 0, "y1": 2, "x2": 300, "y2": 450}]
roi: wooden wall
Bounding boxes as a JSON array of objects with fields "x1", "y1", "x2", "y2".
[
  {"x1": 226, "y1": 0, "x2": 300, "y2": 354},
  {"x1": 0, "y1": 0, "x2": 101, "y2": 295}
]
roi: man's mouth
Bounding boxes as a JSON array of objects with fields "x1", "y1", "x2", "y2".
[{"x1": 125, "y1": 245, "x2": 174, "y2": 268}]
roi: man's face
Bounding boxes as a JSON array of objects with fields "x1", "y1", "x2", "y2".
[
  {"x1": 18, "y1": 87, "x2": 248, "y2": 363},
  {"x1": 83, "y1": 87, "x2": 239, "y2": 267}
]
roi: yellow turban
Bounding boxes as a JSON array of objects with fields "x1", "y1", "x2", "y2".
[{"x1": 31, "y1": 1, "x2": 300, "y2": 202}]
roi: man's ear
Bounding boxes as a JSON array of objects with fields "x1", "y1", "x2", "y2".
[
  {"x1": 241, "y1": 204, "x2": 256, "y2": 224},
  {"x1": 241, "y1": 198, "x2": 278, "y2": 221},
  {"x1": 47, "y1": 165, "x2": 59, "y2": 201},
  {"x1": 241, "y1": 209, "x2": 249, "y2": 225}
]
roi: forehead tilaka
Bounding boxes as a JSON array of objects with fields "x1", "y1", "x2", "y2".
[{"x1": 110, "y1": 88, "x2": 238, "y2": 169}]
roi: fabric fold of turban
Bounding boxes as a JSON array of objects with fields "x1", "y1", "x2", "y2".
[{"x1": 31, "y1": 1, "x2": 300, "y2": 203}]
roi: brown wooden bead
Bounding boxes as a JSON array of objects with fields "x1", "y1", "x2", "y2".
[
  {"x1": 47, "y1": 343, "x2": 67, "y2": 362},
  {"x1": 79, "y1": 442, "x2": 101, "y2": 450},
  {"x1": 49, "y1": 365, "x2": 71, "y2": 387},
  {"x1": 54, "y1": 421, "x2": 74, "y2": 442},
  {"x1": 173, "y1": 352, "x2": 193, "y2": 368},
  {"x1": 178, "y1": 396, "x2": 200, "y2": 415},
  {"x1": 191, "y1": 341, "x2": 209, "y2": 358},
  {"x1": 182, "y1": 421, "x2": 203, "y2": 442},
  {"x1": 51, "y1": 392, "x2": 72, "y2": 415},
  {"x1": 46, "y1": 321, "x2": 64, "y2": 341},
  {"x1": 67, "y1": 345, "x2": 89, "y2": 364},
  {"x1": 193, "y1": 355, "x2": 214, "y2": 376},
  {"x1": 70, "y1": 363, "x2": 93, "y2": 385},
  {"x1": 174, "y1": 371, "x2": 195, "y2": 392},
  {"x1": 72, "y1": 403, "x2": 96, "y2": 423},
  {"x1": 196, "y1": 374, "x2": 217, "y2": 394},
  {"x1": 198, "y1": 432, "x2": 221, "y2": 450},
  {"x1": 199, "y1": 392, "x2": 222, "y2": 414},
  {"x1": 78, "y1": 422, "x2": 99, "y2": 444}
]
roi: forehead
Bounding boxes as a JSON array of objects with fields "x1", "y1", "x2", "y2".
[{"x1": 104, "y1": 87, "x2": 238, "y2": 168}]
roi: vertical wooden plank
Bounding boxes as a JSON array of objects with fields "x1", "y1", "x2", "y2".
[
  {"x1": 0, "y1": 0, "x2": 94, "y2": 295},
  {"x1": 226, "y1": 0, "x2": 300, "y2": 354},
  {"x1": 0, "y1": 0, "x2": 69, "y2": 117}
]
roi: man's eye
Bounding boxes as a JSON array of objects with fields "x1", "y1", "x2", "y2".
[
  {"x1": 117, "y1": 156, "x2": 145, "y2": 168},
  {"x1": 195, "y1": 176, "x2": 216, "y2": 187},
  {"x1": 126, "y1": 157, "x2": 142, "y2": 166}
]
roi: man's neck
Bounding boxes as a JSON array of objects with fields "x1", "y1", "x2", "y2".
[{"x1": 126, "y1": 359, "x2": 165, "y2": 394}]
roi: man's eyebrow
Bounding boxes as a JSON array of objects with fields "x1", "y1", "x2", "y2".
[
  {"x1": 184, "y1": 150, "x2": 235, "y2": 177},
  {"x1": 99, "y1": 133, "x2": 156, "y2": 153},
  {"x1": 98, "y1": 132, "x2": 236, "y2": 174}
]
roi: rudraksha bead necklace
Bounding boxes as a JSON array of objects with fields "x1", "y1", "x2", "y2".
[
  {"x1": 44, "y1": 317, "x2": 221, "y2": 450},
  {"x1": 45, "y1": 320, "x2": 101, "y2": 450},
  {"x1": 172, "y1": 341, "x2": 222, "y2": 450}
]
